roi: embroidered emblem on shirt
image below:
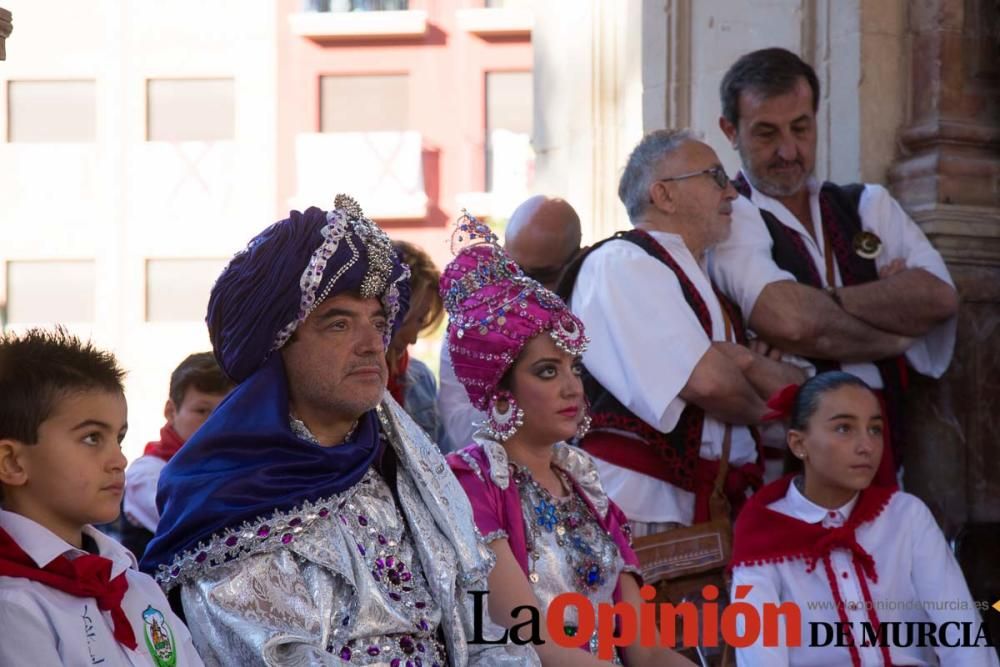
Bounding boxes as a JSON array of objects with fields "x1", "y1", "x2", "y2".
[
  {"x1": 852, "y1": 230, "x2": 883, "y2": 260},
  {"x1": 141, "y1": 606, "x2": 176, "y2": 667}
]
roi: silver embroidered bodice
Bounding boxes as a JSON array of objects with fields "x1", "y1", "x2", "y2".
[
  {"x1": 169, "y1": 398, "x2": 537, "y2": 667},
  {"x1": 461, "y1": 437, "x2": 637, "y2": 664},
  {"x1": 514, "y1": 466, "x2": 625, "y2": 664},
  {"x1": 514, "y1": 467, "x2": 624, "y2": 618}
]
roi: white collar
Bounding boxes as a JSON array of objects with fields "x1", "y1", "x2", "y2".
[
  {"x1": 0, "y1": 509, "x2": 136, "y2": 577},
  {"x1": 738, "y1": 170, "x2": 822, "y2": 237},
  {"x1": 780, "y1": 478, "x2": 859, "y2": 526},
  {"x1": 739, "y1": 169, "x2": 820, "y2": 204}
]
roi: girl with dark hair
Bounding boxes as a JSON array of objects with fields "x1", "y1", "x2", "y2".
[{"x1": 729, "y1": 371, "x2": 996, "y2": 666}]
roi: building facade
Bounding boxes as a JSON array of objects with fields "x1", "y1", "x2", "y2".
[{"x1": 0, "y1": 0, "x2": 533, "y2": 457}]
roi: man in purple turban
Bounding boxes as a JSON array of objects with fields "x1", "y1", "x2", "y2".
[{"x1": 143, "y1": 196, "x2": 533, "y2": 666}]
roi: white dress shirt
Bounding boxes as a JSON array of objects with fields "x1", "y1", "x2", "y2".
[
  {"x1": 436, "y1": 336, "x2": 486, "y2": 453},
  {"x1": 569, "y1": 230, "x2": 757, "y2": 525},
  {"x1": 708, "y1": 177, "x2": 957, "y2": 386},
  {"x1": 124, "y1": 455, "x2": 167, "y2": 533},
  {"x1": 732, "y1": 484, "x2": 997, "y2": 667},
  {"x1": 0, "y1": 510, "x2": 203, "y2": 666}
]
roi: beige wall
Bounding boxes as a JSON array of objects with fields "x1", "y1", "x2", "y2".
[{"x1": 0, "y1": 0, "x2": 278, "y2": 460}]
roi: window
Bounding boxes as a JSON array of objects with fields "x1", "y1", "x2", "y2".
[
  {"x1": 146, "y1": 79, "x2": 235, "y2": 141},
  {"x1": 485, "y1": 71, "x2": 533, "y2": 191},
  {"x1": 145, "y1": 258, "x2": 228, "y2": 322},
  {"x1": 7, "y1": 80, "x2": 96, "y2": 142},
  {"x1": 5, "y1": 260, "x2": 95, "y2": 323},
  {"x1": 320, "y1": 74, "x2": 409, "y2": 132}
]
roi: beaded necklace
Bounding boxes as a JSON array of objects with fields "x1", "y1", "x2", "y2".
[{"x1": 512, "y1": 464, "x2": 613, "y2": 594}]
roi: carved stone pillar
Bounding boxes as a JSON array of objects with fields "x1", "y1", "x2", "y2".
[
  {"x1": 888, "y1": 0, "x2": 1000, "y2": 629},
  {"x1": 0, "y1": 7, "x2": 11, "y2": 61}
]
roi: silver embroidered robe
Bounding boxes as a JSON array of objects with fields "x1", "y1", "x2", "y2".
[{"x1": 160, "y1": 396, "x2": 536, "y2": 666}]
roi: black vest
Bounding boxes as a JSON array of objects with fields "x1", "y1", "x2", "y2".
[
  {"x1": 557, "y1": 229, "x2": 755, "y2": 491},
  {"x1": 732, "y1": 176, "x2": 909, "y2": 467}
]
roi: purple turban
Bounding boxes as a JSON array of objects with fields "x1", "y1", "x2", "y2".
[{"x1": 208, "y1": 196, "x2": 411, "y2": 382}]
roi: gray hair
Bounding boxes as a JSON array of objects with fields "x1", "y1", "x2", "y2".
[{"x1": 618, "y1": 128, "x2": 699, "y2": 221}]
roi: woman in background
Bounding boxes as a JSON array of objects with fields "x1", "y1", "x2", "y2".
[{"x1": 388, "y1": 240, "x2": 446, "y2": 448}]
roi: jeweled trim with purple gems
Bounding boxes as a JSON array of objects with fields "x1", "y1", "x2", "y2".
[
  {"x1": 271, "y1": 209, "x2": 351, "y2": 351},
  {"x1": 270, "y1": 197, "x2": 409, "y2": 353},
  {"x1": 379, "y1": 261, "x2": 409, "y2": 349},
  {"x1": 154, "y1": 493, "x2": 349, "y2": 589}
]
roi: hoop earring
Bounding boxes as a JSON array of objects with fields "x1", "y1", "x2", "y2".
[{"x1": 485, "y1": 390, "x2": 524, "y2": 442}]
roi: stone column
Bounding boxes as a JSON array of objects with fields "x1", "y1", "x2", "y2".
[
  {"x1": 888, "y1": 0, "x2": 1000, "y2": 629},
  {"x1": 532, "y1": 0, "x2": 664, "y2": 242},
  {"x1": 0, "y1": 7, "x2": 11, "y2": 61}
]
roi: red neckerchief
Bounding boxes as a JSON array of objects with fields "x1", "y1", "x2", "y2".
[
  {"x1": 386, "y1": 349, "x2": 410, "y2": 406},
  {"x1": 731, "y1": 475, "x2": 896, "y2": 667},
  {"x1": 142, "y1": 424, "x2": 185, "y2": 462},
  {"x1": 0, "y1": 526, "x2": 137, "y2": 650}
]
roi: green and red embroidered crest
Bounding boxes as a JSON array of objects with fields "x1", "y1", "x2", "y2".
[{"x1": 141, "y1": 606, "x2": 176, "y2": 667}]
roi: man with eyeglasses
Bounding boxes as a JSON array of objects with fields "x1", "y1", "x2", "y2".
[
  {"x1": 557, "y1": 129, "x2": 805, "y2": 535},
  {"x1": 710, "y1": 48, "x2": 958, "y2": 486},
  {"x1": 437, "y1": 195, "x2": 584, "y2": 452}
]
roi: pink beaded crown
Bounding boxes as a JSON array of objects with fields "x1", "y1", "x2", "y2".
[{"x1": 440, "y1": 211, "x2": 588, "y2": 411}]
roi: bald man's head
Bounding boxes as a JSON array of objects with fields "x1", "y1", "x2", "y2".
[{"x1": 504, "y1": 196, "x2": 583, "y2": 290}]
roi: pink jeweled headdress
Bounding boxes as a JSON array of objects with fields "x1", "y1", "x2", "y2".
[{"x1": 439, "y1": 211, "x2": 588, "y2": 413}]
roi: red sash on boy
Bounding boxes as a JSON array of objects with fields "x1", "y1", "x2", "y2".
[
  {"x1": 731, "y1": 475, "x2": 897, "y2": 667},
  {"x1": 0, "y1": 526, "x2": 137, "y2": 650},
  {"x1": 143, "y1": 424, "x2": 185, "y2": 462}
]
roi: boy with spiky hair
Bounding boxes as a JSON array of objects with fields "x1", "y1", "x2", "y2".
[
  {"x1": 122, "y1": 352, "x2": 233, "y2": 557},
  {"x1": 0, "y1": 328, "x2": 203, "y2": 666}
]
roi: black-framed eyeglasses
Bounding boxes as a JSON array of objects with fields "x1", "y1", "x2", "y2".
[{"x1": 657, "y1": 165, "x2": 731, "y2": 190}]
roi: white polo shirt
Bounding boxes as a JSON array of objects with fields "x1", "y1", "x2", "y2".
[
  {"x1": 124, "y1": 455, "x2": 168, "y2": 533},
  {"x1": 0, "y1": 509, "x2": 203, "y2": 666}
]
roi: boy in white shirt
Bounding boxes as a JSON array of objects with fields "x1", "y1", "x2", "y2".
[
  {"x1": 0, "y1": 327, "x2": 203, "y2": 666},
  {"x1": 121, "y1": 352, "x2": 232, "y2": 557}
]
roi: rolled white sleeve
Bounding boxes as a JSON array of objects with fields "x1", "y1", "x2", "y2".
[
  {"x1": 859, "y1": 184, "x2": 957, "y2": 378},
  {"x1": 123, "y1": 455, "x2": 166, "y2": 533},
  {"x1": 571, "y1": 240, "x2": 710, "y2": 432},
  {"x1": 708, "y1": 195, "x2": 798, "y2": 320}
]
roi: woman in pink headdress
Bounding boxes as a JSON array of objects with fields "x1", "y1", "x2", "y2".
[{"x1": 442, "y1": 214, "x2": 693, "y2": 667}]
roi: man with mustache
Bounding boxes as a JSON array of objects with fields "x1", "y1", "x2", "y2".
[
  {"x1": 141, "y1": 197, "x2": 532, "y2": 666},
  {"x1": 712, "y1": 48, "x2": 958, "y2": 485},
  {"x1": 559, "y1": 130, "x2": 805, "y2": 535}
]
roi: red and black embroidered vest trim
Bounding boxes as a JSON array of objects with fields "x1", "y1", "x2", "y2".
[
  {"x1": 732, "y1": 175, "x2": 910, "y2": 468},
  {"x1": 557, "y1": 229, "x2": 756, "y2": 491}
]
